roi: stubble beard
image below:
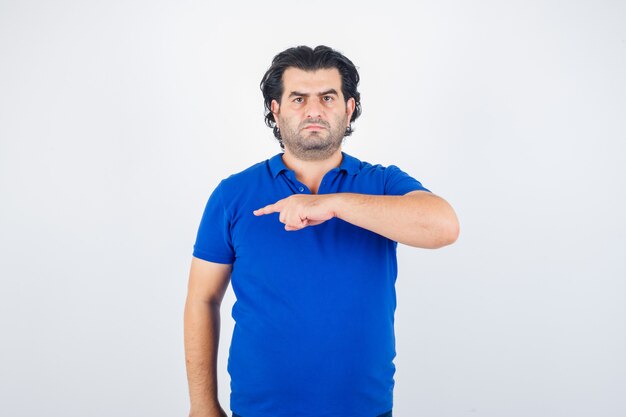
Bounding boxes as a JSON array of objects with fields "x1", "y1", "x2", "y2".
[{"x1": 278, "y1": 115, "x2": 348, "y2": 161}]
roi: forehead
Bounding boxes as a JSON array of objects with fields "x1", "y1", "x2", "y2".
[{"x1": 281, "y1": 67, "x2": 343, "y2": 95}]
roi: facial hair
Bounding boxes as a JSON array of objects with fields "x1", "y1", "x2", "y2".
[{"x1": 278, "y1": 114, "x2": 349, "y2": 161}]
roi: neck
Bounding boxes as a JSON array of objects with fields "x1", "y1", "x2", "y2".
[{"x1": 281, "y1": 148, "x2": 343, "y2": 194}]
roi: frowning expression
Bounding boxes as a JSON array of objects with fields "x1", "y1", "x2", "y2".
[{"x1": 271, "y1": 67, "x2": 355, "y2": 161}]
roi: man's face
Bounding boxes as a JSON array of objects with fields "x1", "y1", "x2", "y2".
[{"x1": 271, "y1": 67, "x2": 356, "y2": 161}]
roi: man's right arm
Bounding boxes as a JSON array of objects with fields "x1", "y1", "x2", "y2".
[{"x1": 184, "y1": 257, "x2": 232, "y2": 417}]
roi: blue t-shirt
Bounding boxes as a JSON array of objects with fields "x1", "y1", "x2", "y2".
[{"x1": 193, "y1": 152, "x2": 429, "y2": 417}]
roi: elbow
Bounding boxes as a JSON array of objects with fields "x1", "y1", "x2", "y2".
[
  {"x1": 412, "y1": 211, "x2": 460, "y2": 249},
  {"x1": 421, "y1": 224, "x2": 459, "y2": 249},
  {"x1": 433, "y1": 201, "x2": 460, "y2": 248},
  {"x1": 400, "y1": 194, "x2": 460, "y2": 249},
  {"x1": 439, "y1": 216, "x2": 460, "y2": 248}
]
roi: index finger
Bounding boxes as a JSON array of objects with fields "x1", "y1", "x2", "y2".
[{"x1": 253, "y1": 204, "x2": 278, "y2": 216}]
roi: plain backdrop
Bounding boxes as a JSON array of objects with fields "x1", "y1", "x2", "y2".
[{"x1": 1, "y1": 1, "x2": 625, "y2": 416}]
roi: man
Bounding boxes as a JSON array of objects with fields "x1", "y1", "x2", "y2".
[{"x1": 184, "y1": 45, "x2": 459, "y2": 417}]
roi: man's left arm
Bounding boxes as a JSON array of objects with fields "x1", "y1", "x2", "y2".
[{"x1": 253, "y1": 191, "x2": 459, "y2": 249}]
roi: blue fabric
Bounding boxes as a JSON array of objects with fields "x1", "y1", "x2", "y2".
[
  {"x1": 233, "y1": 410, "x2": 391, "y2": 417},
  {"x1": 193, "y1": 152, "x2": 428, "y2": 417}
]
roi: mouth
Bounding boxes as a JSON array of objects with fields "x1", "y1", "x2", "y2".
[{"x1": 302, "y1": 124, "x2": 326, "y2": 131}]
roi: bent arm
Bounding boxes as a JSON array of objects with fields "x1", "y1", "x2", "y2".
[
  {"x1": 184, "y1": 257, "x2": 232, "y2": 417},
  {"x1": 254, "y1": 190, "x2": 459, "y2": 249}
]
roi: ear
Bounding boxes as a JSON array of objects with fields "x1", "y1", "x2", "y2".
[
  {"x1": 271, "y1": 99, "x2": 280, "y2": 127},
  {"x1": 345, "y1": 97, "x2": 356, "y2": 126}
]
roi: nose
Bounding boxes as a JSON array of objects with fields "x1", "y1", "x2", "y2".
[{"x1": 305, "y1": 99, "x2": 323, "y2": 119}]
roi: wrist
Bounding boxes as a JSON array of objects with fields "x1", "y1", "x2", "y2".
[
  {"x1": 190, "y1": 404, "x2": 223, "y2": 417},
  {"x1": 190, "y1": 399, "x2": 220, "y2": 412},
  {"x1": 327, "y1": 192, "x2": 349, "y2": 219}
]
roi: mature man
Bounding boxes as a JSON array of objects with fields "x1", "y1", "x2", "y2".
[{"x1": 184, "y1": 45, "x2": 459, "y2": 417}]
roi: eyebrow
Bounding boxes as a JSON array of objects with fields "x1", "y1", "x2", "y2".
[{"x1": 288, "y1": 89, "x2": 339, "y2": 98}]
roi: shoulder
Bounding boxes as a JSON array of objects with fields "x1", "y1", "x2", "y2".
[
  {"x1": 345, "y1": 153, "x2": 429, "y2": 195},
  {"x1": 218, "y1": 157, "x2": 274, "y2": 190},
  {"x1": 344, "y1": 152, "x2": 406, "y2": 178},
  {"x1": 211, "y1": 156, "x2": 276, "y2": 210}
]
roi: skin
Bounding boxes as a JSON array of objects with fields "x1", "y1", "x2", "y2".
[
  {"x1": 184, "y1": 259, "x2": 230, "y2": 417},
  {"x1": 184, "y1": 66, "x2": 459, "y2": 417}
]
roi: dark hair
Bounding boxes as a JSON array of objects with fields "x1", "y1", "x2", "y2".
[{"x1": 260, "y1": 45, "x2": 362, "y2": 148}]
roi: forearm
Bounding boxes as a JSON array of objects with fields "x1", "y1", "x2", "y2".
[
  {"x1": 331, "y1": 192, "x2": 459, "y2": 248},
  {"x1": 184, "y1": 298, "x2": 222, "y2": 414},
  {"x1": 254, "y1": 190, "x2": 459, "y2": 248}
]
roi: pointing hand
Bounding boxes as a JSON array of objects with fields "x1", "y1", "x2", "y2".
[{"x1": 253, "y1": 194, "x2": 337, "y2": 231}]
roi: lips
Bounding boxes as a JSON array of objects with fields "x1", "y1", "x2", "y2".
[{"x1": 302, "y1": 123, "x2": 326, "y2": 130}]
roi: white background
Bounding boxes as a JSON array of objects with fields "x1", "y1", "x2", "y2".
[{"x1": 1, "y1": 1, "x2": 625, "y2": 416}]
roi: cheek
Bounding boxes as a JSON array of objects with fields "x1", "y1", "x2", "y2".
[
  {"x1": 333, "y1": 111, "x2": 348, "y2": 124},
  {"x1": 277, "y1": 115, "x2": 293, "y2": 131},
  {"x1": 280, "y1": 112, "x2": 301, "y2": 126}
]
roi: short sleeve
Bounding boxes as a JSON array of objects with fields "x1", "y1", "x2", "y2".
[
  {"x1": 192, "y1": 182, "x2": 235, "y2": 264},
  {"x1": 384, "y1": 165, "x2": 430, "y2": 196}
]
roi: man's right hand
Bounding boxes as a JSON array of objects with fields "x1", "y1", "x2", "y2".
[{"x1": 189, "y1": 404, "x2": 228, "y2": 417}]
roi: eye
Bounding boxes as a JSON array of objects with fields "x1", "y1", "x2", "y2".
[
  {"x1": 293, "y1": 97, "x2": 304, "y2": 103},
  {"x1": 323, "y1": 95, "x2": 334, "y2": 102}
]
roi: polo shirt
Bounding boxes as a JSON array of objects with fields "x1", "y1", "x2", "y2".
[{"x1": 193, "y1": 152, "x2": 429, "y2": 417}]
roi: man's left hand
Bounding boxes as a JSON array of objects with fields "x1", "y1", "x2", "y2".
[{"x1": 253, "y1": 194, "x2": 336, "y2": 231}]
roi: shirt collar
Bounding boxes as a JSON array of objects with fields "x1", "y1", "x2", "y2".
[{"x1": 268, "y1": 151, "x2": 361, "y2": 179}]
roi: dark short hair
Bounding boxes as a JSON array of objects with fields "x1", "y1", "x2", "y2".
[{"x1": 260, "y1": 45, "x2": 362, "y2": 148}]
